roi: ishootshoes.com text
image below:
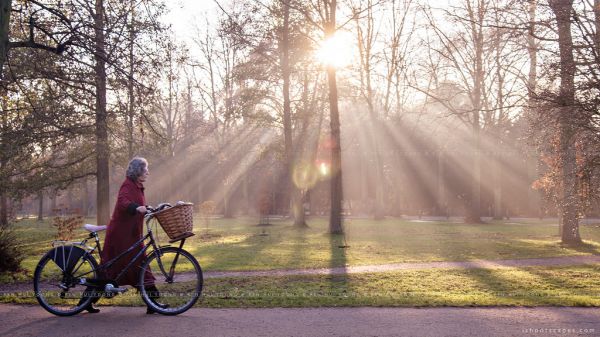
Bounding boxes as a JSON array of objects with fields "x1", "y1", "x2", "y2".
[{"x1": 522, "y1": 327, "x2": 595, "y2": 334}]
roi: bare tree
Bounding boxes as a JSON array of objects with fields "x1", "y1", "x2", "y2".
[
  {"x1": 323, "y1": 0, "x2": 344, "y2": 233},
  {"x1": 352, "y1": 0, "x2": 386, "y2": 219},
  {"x1": 419, "y1": 1, "x2": 489, "y2": 222},
  {"x1": 548, "y1": 0, "x2": 579, "y2": 243}
]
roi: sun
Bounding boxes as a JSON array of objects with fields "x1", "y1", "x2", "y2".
[{"x1": 315, "y1": 31, "x2": 353, "y2": 68}]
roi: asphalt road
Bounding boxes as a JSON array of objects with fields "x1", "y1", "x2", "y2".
[{"x1": 0, "y1": 304, "x2": 598, "y2": 337}]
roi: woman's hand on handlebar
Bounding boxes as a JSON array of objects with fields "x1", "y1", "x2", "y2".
[{"x1": 141, "y1": 204, "x2": 168, "y2": 217}]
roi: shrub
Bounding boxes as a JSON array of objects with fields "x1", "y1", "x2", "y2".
[
  {"x1": 199, "y1": 200, "x2": 216, "y2": 230},
  {"x1": 0, "y1": 225, "x2": 24, "y2": 272},
  {"x1": 52, "y1": 215, "x2": 84, "y2": 241},
  {"x1": 257, "y1": 192, "x2": 272, "y2": 226}
]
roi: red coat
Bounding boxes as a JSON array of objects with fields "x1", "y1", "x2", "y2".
[{"x1": 101, "y1": 178, "x2": 154, "y2": 287}]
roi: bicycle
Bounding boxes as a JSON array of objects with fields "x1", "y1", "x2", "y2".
[{"x1": 32, "y1": 203, "x2": 203, "y2": 316}]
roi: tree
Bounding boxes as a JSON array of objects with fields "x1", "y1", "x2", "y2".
[
  {"x1": 92, "y1": 0, "x2": 110, "y2": 228},
  {"x1": 419, "y1": 1, "x2": 489, "y2": 222},
  {"x1": 548, "y1": 0, "x2": 579, "y2": 243},
  {"x1": 322, "y1": 0, "x2": 344, "y2": 233},
  {"x1": 209, "y1": 0, "x2": 320, "y2": 224},
  {"x1": 0, "y1": 0, "x2": 168, "y2": 227},
  {"x1": 0, "y1": 0, "x2": 77, "y2": 226},
  {"x1": 419, "y1": 0, "x2": 530, "y2": 223},
  {"x1": 351, "y1": 0, "x2": 417, "y2": 219},
  {"x1": 279, "y1": 0, "x2": 308, "y2": 227},
  {"x1": 352, "y1": 0, "x2": 386, "y2": 219}
]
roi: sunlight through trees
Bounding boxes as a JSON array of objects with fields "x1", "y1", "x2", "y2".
[{"x1": 2, "y1": 0, "x2": 600, "y2": 245}]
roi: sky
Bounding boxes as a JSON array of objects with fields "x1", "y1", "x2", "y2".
[{"x1": 162, "y1": 0, "x2": 219, "y2": 43}]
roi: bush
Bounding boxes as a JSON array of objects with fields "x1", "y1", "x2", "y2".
[
  {"x1": 52, "y1": 215, "x2": 84, "y2": 241},
  {"x1": 199, "y1": 200, "x2": 216, "y2": 230},
  {"x1": 0, "y1": 225, "x2": 24, "y2": 272}
]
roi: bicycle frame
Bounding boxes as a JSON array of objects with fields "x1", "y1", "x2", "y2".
[{"x1": 70, "y1": 215, "x2": 183, "y2": 287}]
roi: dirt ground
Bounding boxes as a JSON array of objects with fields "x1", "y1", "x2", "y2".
[{"x1": 0, "y1": 304, "x2": 598, "y2": 337}]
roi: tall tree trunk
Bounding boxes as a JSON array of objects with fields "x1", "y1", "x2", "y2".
[
  {"x1": 0, "y1": 59, "x2": 7, "y2": 226},
  {"x1": 0, "y1": 185, "x2": 6, "y2": 227},
  {"x1": 493, "y1": 151, "x2": 503, "y2": 220},
  {"x1": 492, "y1": 18, "x2": 504, "y2": 221},
  {"x1": 242, "y1": 171, "x2": 249, "y2": 215},
  {"x1": 549, "y1": 0, "x2": 581, "y2": 244},
  {"x1": 355, "y1": 2, "x2": 384, "y2": 220},
  {"x1": 94, "y1": 0, "x2": 110, "y2": 227},
  {"x1": 467, "y1": 65, "x2": 482, "y2": 223},
  {"x1": 50, "y1": 191, "x2": 56, "y2": 214},
  {"x1": 0, "y1": 0, "x2": 11, "y2": 80},
  {"x1": 594, "y1": 0, "x2": 600, "y2": 53},
  {"x1": 373, "y1": 128, "x2": 385, "y2": 219},
  {"x1": 127, "y1": 3, "x2": 135, "y2": 159},
  {"x1": 83, "y1": 178, "x2": 89, "y2": 217},
  {"x1": 0, "y1": 130, "x2": 6, "y2": 226},
  {"x1": 466, "y1": 0, "x2": 483, "y2": 223},
  {"x1": 67, "y1": 186, "x2": 73, "y2": 212},
  {"x1": 325, "y1": 0, "x2": 343, "y2": 234},
  {"x1": 223, "y1": 191, "x2": 232, "y2": 218},
  {"x1": 527, "y1": 0, "x2": 544, "y2": 219},
  {"x1": 437, "y1": 147, "x2": 446, "y2": 216},
  {"x1": 37, "y1": 191, "x2": 43, "y2": 221},
  {"x1": 279, "y1": 1, "x2": 306, "y2": 227},
  {"x1": 223, "y1": 169, "x2": 233, "y2": 218},
  {"x1": 281, "y1": 0, "x2": 292, "y2": 211},
  {"x1": 360, "y1": 151, "x2": 368, "y2": 212}
]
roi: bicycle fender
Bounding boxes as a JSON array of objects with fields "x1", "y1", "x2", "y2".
[{"x1": 50, "y1": 246, "x2": 86, "y2": 273}]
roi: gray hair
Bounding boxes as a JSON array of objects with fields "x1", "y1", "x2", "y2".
[{"x1": 126, "y1": 157, "x2": 148, "y2": 181}]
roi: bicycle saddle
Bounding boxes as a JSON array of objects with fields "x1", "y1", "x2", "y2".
[{"x1": 83, "y1": 224, "x2": 107, "y2": 232}]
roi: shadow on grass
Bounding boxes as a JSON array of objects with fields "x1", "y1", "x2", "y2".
[
  {"x1": 558, "y1": 241, "x2": 600, "y2": 255},
  {"x1": 12, "y1": 216, "x2": 600, "y2": 283},
  {"x1": 188, "y1": 223, "x2": 287, "y2": 271},
  {"x1": 327, "y1": 233, "x2": 349, "y2": 301},
  {"x1": 289, "y1": 225, "x2": 310, "y2": 272},
  {"x1": 458, "y1": 261, "x2": 600, "y2": 307},
  {"x1": 422, "y1": 220, "x2": 600, "y2": 262},
  {"x1": 525, "y1": 264, "x2": 600, "y2": 302}
]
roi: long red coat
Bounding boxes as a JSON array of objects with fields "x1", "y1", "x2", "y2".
[{"x1": 101, "y1": 177, "x2": 154, "y2": 287}]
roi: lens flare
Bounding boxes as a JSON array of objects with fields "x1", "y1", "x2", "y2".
[
  {"x1": 319, "y1": 162, "x2": 330, "y2": 177},
  {"x1": 292, "y1": 162, "x2": 320, "y2": 189}
]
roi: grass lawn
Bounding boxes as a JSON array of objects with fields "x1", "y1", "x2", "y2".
[
  {"x1": 2, "y1": 216, "x2": 600, "y2": 307},
  {"x1": 4, "y1": 215, "x2": 600, "y2": 283},
  {"x1": 3, "y1": 264, "x2": 600, "y2": 307}
]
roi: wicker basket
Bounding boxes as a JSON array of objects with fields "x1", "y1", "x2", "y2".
[{"x1": 154, "y1": 202, "x2": 195, "y2": 243}]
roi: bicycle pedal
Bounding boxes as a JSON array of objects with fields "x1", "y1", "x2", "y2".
[{"x1": 105, "y1": 284, "x2": 128, "y2": 294}]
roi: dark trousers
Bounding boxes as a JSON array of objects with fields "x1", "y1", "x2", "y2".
[{"x1": 77, "y1": 286, "x2": 102, "y2": 306}]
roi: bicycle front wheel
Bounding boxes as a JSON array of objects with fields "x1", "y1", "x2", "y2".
[
  {"x1": 33, "y1": 246, "x2": 99, "y2": 316},
  {"x1": 139, "y1": 247, "x2": 203, "y2": 315}
]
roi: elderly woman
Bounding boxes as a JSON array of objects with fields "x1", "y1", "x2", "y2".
[{"x1": 83, "y1": 157, "x2": 163, "y2": 314}]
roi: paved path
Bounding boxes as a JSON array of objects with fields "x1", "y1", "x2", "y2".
[
  {"x1": 203, "y1": 255, "x2": 600, "y2": 279},
  {"x1": 0, "y1": 304, "x2": 598, "y2": 337}
]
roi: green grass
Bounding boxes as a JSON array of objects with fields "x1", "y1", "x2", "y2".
[
  {"x1": 199, "y1": 264, "x2": 600, "y2": 307},
  {"x1": 3, "y1": 264, "x2": 600, "y2": 307},
  {"x1": 182, "y1": 217, "x2": 600, "y2": 272},
  {"x1": 4, "y1": 216, "x2": 600, "y2": 283},
  {"x1": 3, "y1": 216, "x2": 600, "y2": 307}
]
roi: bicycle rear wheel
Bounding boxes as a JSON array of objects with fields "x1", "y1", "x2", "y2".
[
  {"x1": 33, "y1": 246, "x2": 99, "y2": 316},
  {"x1": 139, "y1": 247, "x2": 202, "y2": 315}
]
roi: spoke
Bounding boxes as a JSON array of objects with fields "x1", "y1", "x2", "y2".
[{"x1": 71, "y1": 258, "x2": 87, "y2": 275}]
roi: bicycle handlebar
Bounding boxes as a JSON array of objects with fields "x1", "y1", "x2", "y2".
[{"x1": 144, "y1": 203, "x2": 172, "y2": 219}]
